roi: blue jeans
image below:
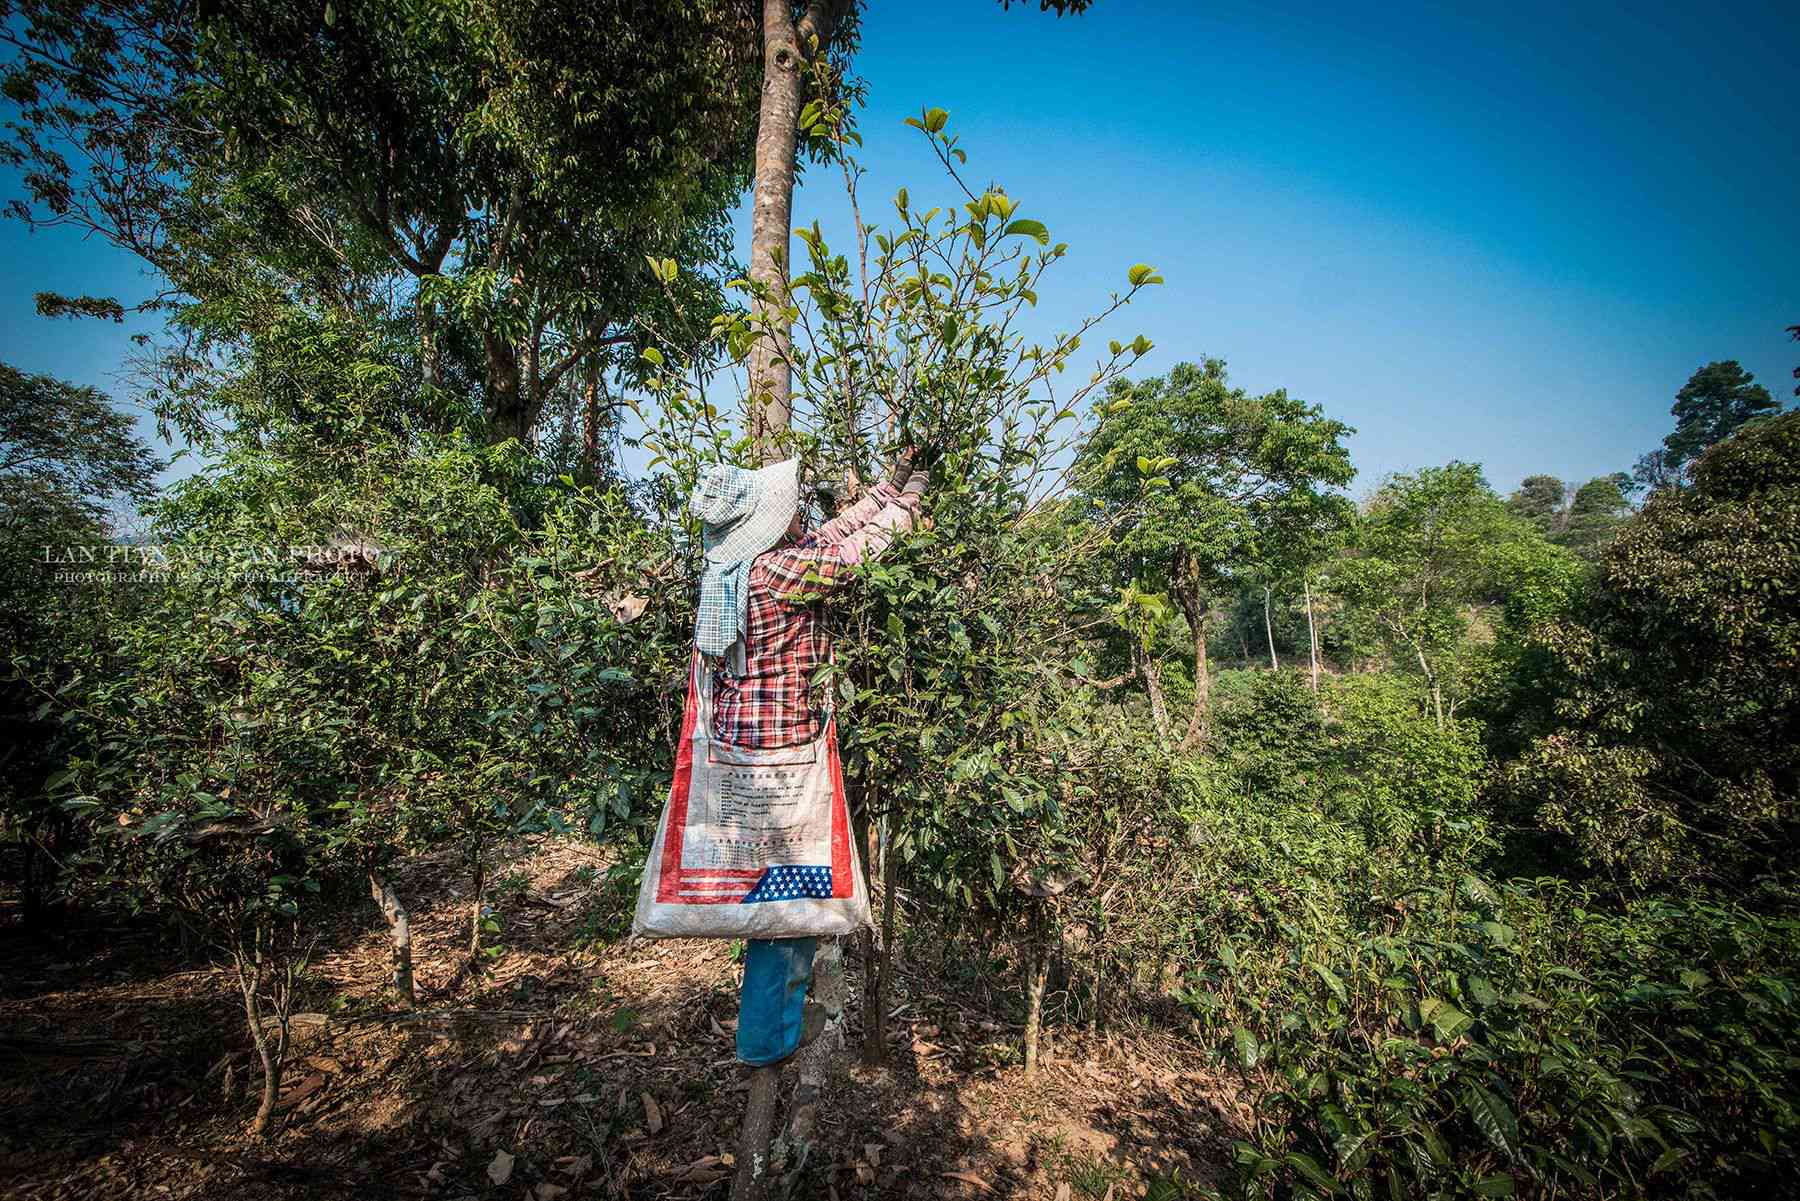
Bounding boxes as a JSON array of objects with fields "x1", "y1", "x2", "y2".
[{"x1": 736, "y1": 937, "x2": 818, "y2": 1065}]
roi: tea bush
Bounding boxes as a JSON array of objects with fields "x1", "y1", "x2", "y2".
[
  {"x1": 1212, "y1": 877, "x2": 1800, "y2": 1200},
  {"x1": 1168, "y1": 668, "x2": 1800, "y2": 1199}
]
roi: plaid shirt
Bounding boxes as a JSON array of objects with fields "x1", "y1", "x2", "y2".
[{"x1": 712, "y1": 479, "x2": 922, "y2": 749}]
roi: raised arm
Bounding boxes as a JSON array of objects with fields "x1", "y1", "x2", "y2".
[
  {"x1": 807, "y1": 480, "x2": 902, "y2": 549},
  {"x1": 832, "y1": 472, "x2": 925, "y2": 567},
  {"x1": 758, "y1": 472, "x2": 927, "y2": 602}
]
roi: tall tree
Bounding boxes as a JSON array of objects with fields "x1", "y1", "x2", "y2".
[
  {"x1": 0, "y1": 364, "x2": 162, "y2": 527},
  {"x1": 743, "y1": 0, "x2": 856, "y2": 460},
  {"x1": 3, "y1": 0, "x2": 762, "y2": 445},
  {"x1": 1, "y1": 364, "x2": 161, "y2": 925},
  {"x1": 1507, "y1": 474, "x2": 1570, "y2": 538},
  {"x1": 1076, "y1": 359, "x2": 1354, "y2": 749},
  {"x1": 1558, "y1": 474, "x2": 1632, "y2": 561},
  {"x1": 1504, "y1": 411, "x2": 1800, "y2": 887},
  {"x1": 740, "y1": 0, "x2": 1099, "y2": 460},
  {"x1": 1635, "y1": 360, "x2": 1781, "y2": 492},
  {"x1": 1664, "y1": 360, "x2": 1779, "y2": 464},
  {"x1": 1334, "y1": 463, "x2": 1578, "y2": 731},
  {"x1": 1507, "y1": 472, "x2": 1632, "y2": 561}
]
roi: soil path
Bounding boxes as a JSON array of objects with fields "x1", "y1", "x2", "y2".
[{"x1": 0, "y1": 837, "x2": 1243, "y2": 1199}]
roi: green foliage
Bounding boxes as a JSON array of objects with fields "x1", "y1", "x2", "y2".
[
  {"x1": 0, "y1": 363, "x2": 163, "y2": 523},
  {"x1": 1505, "y1": 473, "x2": 1632, "y2": 563},
  {"x1": 3, "y1": 0, "x2": 761, "y2": 444},
  {"x1": 1502, "y1": 412, "x2": 1800, "y2": 889},
  {"x1": 1072, "y1": 358, "x2": 1355, "y2": 744},
  {"x1": 1504, "y1": 475, "x2": 1568, "y2": 538},
  {"x1": 1633, "y1": 360, "x2": 1783, "y2": 494},
  {"x1": 1661, "y1": 361, "x2": 1781, "y2": 471},
  {"x1": 1079, "y1": 359, "x2": 1355, "y2": 584},
  {"x1": 1557, "y1": 476, "x2": 1632, "y2": 561},
  {"x1": 1, "y1": 362, "x2": 163, "y2": 921},
  {"x1": 1216, "y1": 877, "x2": 1800, "y2": 1201},
  {"x1": 1331, "y1": 463, "x2": 1581, "y2": 730},
  {"x1": 7, "y1": 12, "x2": 1798, "y2": 1186},
  {"x1": 43, "y1": 407, "x2": 685, "y2": 953},
  {"x1": 635, "y1": 110, "x2": 1165, "y2": 929},
  {"x1": 1166, "y1": 671, "x2": 1800, "y2": 1201}
]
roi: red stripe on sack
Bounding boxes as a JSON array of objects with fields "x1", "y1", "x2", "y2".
[
  {"x1": 826, "y1": 716, "x2": 853, "y2": 899},
  {"x1": 655, "y1": 656, "x2": 702, "y2": 904}
]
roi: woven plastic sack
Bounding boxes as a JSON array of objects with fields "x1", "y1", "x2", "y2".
[{"x1": 634, "y1": 653, "x2": 870, "y2": 939}]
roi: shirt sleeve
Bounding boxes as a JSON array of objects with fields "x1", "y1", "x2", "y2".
[
  {"x1": 806, "y1": 480, "x2": 901, "y2": 549},
  {"x1": 757, "y1": 545, "x2": 850, "y2": 603},
  {"x1": 834, "y1": 473, "x2": 925, "y2": 567}
]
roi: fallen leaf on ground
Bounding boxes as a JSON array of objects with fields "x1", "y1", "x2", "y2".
[
  {"x1": 555, "y1": 1154, "x2": 592, "y2": 1179},
  {"x1": 642, "y1": 1091, "x2": 663, "y2": 1134},
  {"x1": 274, "y1": 1073, "x2": 327, "y2": 1111},
  {"x1": 672, "y1": 1154, "x2": 729, "y2": 1184},
  {"x1": 487, "y1": 1149, "x2": 515, "y2": 1186},
  {"x1": 863, "y1": 1143, "x2": 883, "y2": 1168},
  {"x1": 940, "y1": 1171, "x2": 995, "y2": 1193},
  {"x1": 1055, "y1": 1184, "x2": 1072, "y2": 1201}
]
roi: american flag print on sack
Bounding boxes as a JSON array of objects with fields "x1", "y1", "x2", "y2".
[{"x1": 742, "y1": 865, "x2": 834, "y2": 902}]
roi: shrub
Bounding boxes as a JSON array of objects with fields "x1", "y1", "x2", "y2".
[
  {"x1": 1214, "y1": 878, "x2": 1800, "y2": 1200},
  {"x1": 1501, "y1": 411, "x2": 1800, "y2": 890}
]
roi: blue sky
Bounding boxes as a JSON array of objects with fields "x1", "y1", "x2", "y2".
[{"x1": 4, "y1": 0, "x2": 1794, "y2": 498}]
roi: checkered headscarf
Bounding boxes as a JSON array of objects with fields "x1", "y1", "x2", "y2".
[{"x1": 691, "y1": 459, "x2": 800, "y2": 663}]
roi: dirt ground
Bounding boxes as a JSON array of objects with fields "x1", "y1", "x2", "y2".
[{"x1": 0, "y1": 837, "x2": 1244, "y2": 1200}]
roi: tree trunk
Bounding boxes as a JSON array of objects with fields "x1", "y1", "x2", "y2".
[
  {"x1": 484, "y1": 329, "x2": 526, "y2": 443},
  {"x1": 1263, "y1": 585, "x2": 1280, "y2": 670},
  {"x1": 746, "y1": 0, "x2": 807, "y2": 456},
  {"x1": 1414, "y1": 647, "x2": 1445, "y2": 732},
  {"x1": 1304, "y1": 577, "x2": 1320, "y2": 694},
  {"x1": 522, "y1": 323, "x2": 542, "y2": 444},
  {"x1": 871, "y1": 825, "x2": 899, "y2": 1065},
  {"x1": 1133, "y1": 640, "x2": 1172, "y2": 747},
  {"x1": 854, "y1": 785, "x2": 887, "y2": 1068},
  {"x1": 248, "y1": 1012, "x2": 281, "y2": 1138},
  {"x1": 368, "y1": 872, "x2": 415, "y2": 1006},
  {"x1": 732, "y1": 7, "x2": 848, "y2": 1193},
  {"x1": 778, "y1": 938, "x2": 845, "y2": 1177},
  {"x1": 858, "y1": 924, "x2": 883, "y2": 1067},
  {"x1": 234, "y1": 933, "x2": 301, "y2": 1140},
  {"x1": 731, "y1": 1065, "x2": 781, "y2": 1201},
  {"x1": 418, "y1": 289, "x2": 440, "y2": 391},
  {"x1": 468, "y1": 857, "x2": 486, "y2": 966},
  {"x1": 1174, "y1": 577, "x2": 1212, "y2": 751},
  {"x1": 1023, "y1": 906, "x2": 1050, "y2": 1077},
  {"x1": 583, "y1": 363, "x2": 604, "y2": 482}
]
